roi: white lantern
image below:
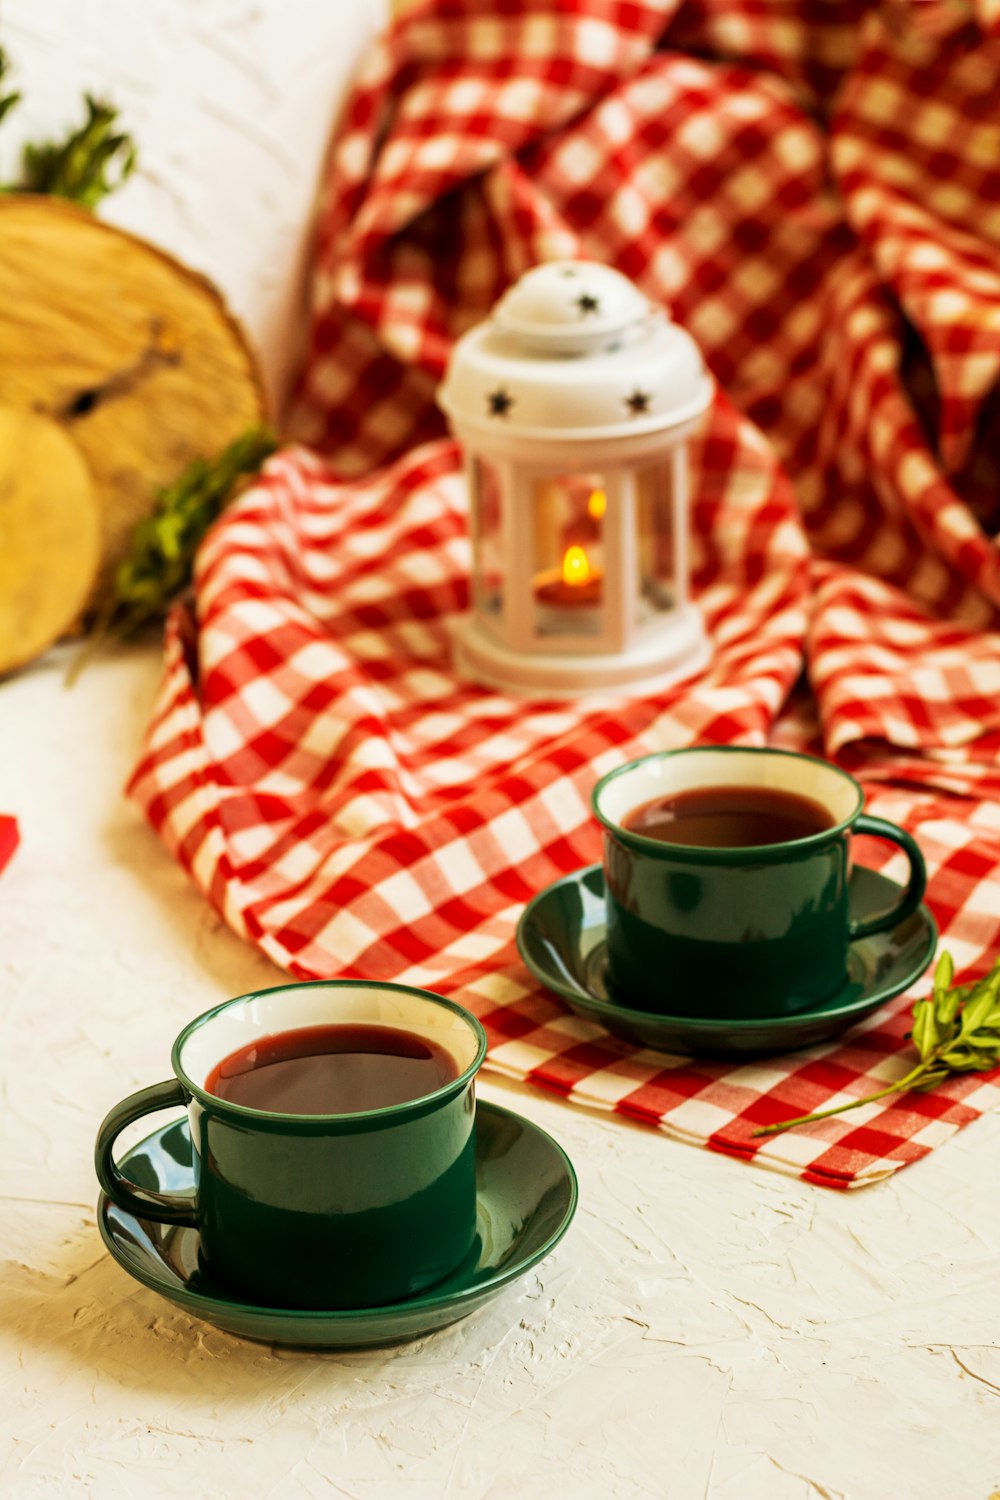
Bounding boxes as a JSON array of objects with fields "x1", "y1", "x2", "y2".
[{"x1": 437, "y1": 260, "x2": 713, "y2": 696}]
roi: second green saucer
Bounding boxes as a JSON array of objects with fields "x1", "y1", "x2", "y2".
[{"x1": 516, "y1": 863, "x2": 937, "y2": 1057}]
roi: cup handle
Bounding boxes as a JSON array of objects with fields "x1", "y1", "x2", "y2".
[
  {"x1": 94, "y1": 1079, "x2": 199, "y2": 1227},
  {"x1": 847, "y1": 814, "x2": 927, "y2": 942}
]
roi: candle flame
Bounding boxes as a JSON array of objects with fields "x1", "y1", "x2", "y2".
[
  {"x1": 561, "y1": 544, "x2": 593, "y2": 587},
  {"x1": 587, "y1": 487, "x2": 607, "y2": 520}
]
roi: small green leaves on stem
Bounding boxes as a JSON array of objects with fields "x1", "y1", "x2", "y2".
[
  {"x1": 17, "y1": 94, "x2": 137, "y2": 209},
  {"x1": 107, "y1": 426, "x2": 278, "y2": 638},
  {"x1": 0, "y1": 50, "x2": 135, "y2": 207},
  {"x1": 68, "y1": 427, "x2": 277, "y2": 685},
  {"x1": 752, "y1": 950, "x2": 1000, "y2": 1138},
  {"x1": 0, "y1": 48, "x2": 21, "y2": 127}
]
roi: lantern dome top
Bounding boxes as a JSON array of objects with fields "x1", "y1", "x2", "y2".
[
  {"x1": 438, "y1": 259, "x2": 712, "y2": 442},
  {"x1": 493, "y1": 260, "x2": 651, "y2": 354}
]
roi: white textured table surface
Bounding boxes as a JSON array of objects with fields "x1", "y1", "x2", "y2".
[{"x1": 3, "y1": 645, "x2": 1000, "y2": 1500}]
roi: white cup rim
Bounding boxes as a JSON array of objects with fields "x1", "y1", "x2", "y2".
[
  {"x1": 172, "y1": 980, "x2": 488, "y2": 1125},
  {"x1": 592, "y1": 746, "x2": 864, "y2": 858}
]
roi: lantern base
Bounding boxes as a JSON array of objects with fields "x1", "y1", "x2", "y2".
[{"x1": 453, "y1": 605, "x2": 711, "y2": 699}]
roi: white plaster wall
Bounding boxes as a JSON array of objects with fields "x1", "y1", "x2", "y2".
[{"x1": 0, "y1": 0, "x2": 389, "y2": 409}]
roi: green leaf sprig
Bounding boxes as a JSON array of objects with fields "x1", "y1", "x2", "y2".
[
  {"x1": 0, "y1": 48, "x2": 21, "y2": 127},
  {"x1": 753, "y1": 950, "x2": 1000, "y2": 1138},
  {"x1": 16, "y1": 92, "x2": 137, "y2": 209},
  {"x1": 67, "y1": 426, "x2": 277, "y2": 685},
  {"x1": 105, "y1": 425, "x2": 278, "y2": 639}
]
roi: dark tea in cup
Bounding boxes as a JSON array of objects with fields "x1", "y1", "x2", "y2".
[
  {"x1": 621, "y1": 784, "x2": 834, "y2": 849},
  {"x1": 205, "y1": 1023, "x2": 461, "y2": 1115}
]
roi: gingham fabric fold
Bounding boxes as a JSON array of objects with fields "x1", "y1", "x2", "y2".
[{"x1": 131, "y1": 0, "x2": 1000, "y2": 1187}]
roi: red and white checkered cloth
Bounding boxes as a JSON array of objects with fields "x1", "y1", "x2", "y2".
[{"x1": 130, "y1": 0, "x2": 1000, "y2": 1187}]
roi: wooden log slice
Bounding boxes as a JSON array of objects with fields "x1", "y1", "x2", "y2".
[
  {"x1": 0, "y1": 407, "x2": 101, "y2": 675},
  {"x1": 0, "y1": 195, "x2": 267, "y2": 615}
]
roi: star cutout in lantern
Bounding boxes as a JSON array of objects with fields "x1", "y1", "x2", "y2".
[
  {"x1": 486, "y1": 386, "x2": 514, "y2": 418},
  {"x1": 576, "y1": 292, "x2": 600, "y2": 316},
  {"x1": 625, "y1": 389, "x2": 652, "y2": 415}
]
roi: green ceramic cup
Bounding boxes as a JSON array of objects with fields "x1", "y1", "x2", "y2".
[
  {"x1": 94, "y1": 981, "x2": 488, "y2": 1310},
  {"x1": 592, "y1": 747, "x2": 927, "y2": 1020}
]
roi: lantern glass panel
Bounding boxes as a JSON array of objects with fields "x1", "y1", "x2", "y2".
[
  {"x1": 636, "y1": 460, "x2": 675, "y2": 613},
  {"x1": 471, "y1": 456, "x2": 504, "y2": 619},
  {"x1": 531, "y1": 472, "x2": 606, "y2": 638}
]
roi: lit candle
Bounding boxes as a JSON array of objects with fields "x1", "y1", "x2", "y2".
[{"x1": 535, "y1": 543, "x2": 603, "y2": 607}]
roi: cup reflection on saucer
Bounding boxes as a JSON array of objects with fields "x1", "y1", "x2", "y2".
[
  {"x1": 516, "y1": 862, "x2": 937, "y2": 1056},
  {"x1": 98, "y1": 1100, "x2": 578, "y2": 1346}
]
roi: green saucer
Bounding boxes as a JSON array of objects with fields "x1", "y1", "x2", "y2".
[
  {"x1": 97, "y1": 1101, "x2": 577, "y2": 1349},
  {"x1": 517, "y1": 863, "x2": 937, "y2": 1057}
]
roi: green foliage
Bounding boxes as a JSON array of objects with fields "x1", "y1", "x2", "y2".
[
  {"x1": 0, "y1": 48, "x2": 21, "y2": 126},
  {"x1": 753, "y1": 950, "x2": 1000, "y2": 1137},
  {"x1": 17, "y1": 94, "x2": 136, "y2": 209},
  {"x1": 0, "y1": 49, "x2": 136, "y2": 208},
  {"x1": 104, "y1": 427, "x2": 278, "y2": 639}
]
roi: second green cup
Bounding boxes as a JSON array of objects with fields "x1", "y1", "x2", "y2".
[{"x1": 592, "y1": 746, "x2": 927, "y2": 1019}]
